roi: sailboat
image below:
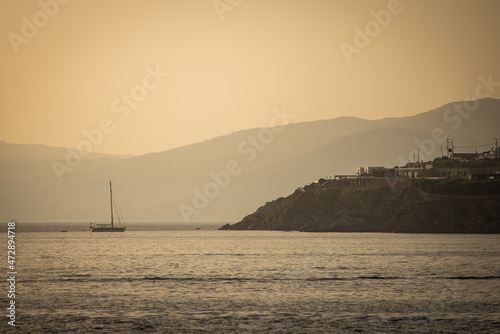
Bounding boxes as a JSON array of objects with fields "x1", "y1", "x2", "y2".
[{"x1": 90, "y1": 181, "x2": 126, "y2": 232}]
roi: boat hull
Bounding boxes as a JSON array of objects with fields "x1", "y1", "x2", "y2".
[{"x1": 90, "y1": 227, "x2": 126, "y2": 232}]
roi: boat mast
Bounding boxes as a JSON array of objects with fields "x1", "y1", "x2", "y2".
[{"x1": 110, "y1": 181, "x2": 114, "y2": 228}]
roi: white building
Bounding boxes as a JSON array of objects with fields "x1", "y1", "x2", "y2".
[
  {"x1": 356, "y1": 167, "x2": 365, "y2": 176},
  {"x1": 364, "y1": 167, "x2": 385, "y2": 174},
  {"x1": 356, "y1": 166, "x2": 385, "y2": 176}
]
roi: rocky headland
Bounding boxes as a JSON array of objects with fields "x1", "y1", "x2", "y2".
[{"x1": 220, "y1": 180, "x2": 500, "y2": 233}]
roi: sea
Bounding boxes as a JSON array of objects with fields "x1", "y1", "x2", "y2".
[{"x1": 3, "y1": 223, "x2": 500, "y2": 333}]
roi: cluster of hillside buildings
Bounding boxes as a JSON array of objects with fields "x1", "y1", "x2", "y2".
[{"x1": 332, "y1": 145, "x2": 500, "y2": 184}]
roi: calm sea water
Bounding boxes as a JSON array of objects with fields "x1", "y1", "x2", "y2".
[{"x1": 6, "y1": 227, "x2": 500, "y2": 333}]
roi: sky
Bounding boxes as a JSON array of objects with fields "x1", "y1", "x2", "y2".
[{"x1": 1, "y1": 0, "x2": 499, "y2": 155}]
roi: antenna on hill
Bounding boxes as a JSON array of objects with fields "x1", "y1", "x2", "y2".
[
  {"x1": 495, "y1": 138, "x2": 499, "y2": 158},
  {"x1": 446, "y1": 138, "x2": 454, "y2": 159}
]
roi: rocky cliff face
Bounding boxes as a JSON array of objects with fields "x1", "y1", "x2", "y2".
[{"x1": 220, "y1": 183, "x2": 500, "y2": 233}]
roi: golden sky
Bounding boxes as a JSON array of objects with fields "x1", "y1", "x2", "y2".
[{"x1": 1, "y1": 0, "x2": 499, "y2": 155}]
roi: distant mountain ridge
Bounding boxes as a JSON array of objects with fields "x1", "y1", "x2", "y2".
[
  {"x1": 0, "y1": 141, "x2": 134, "y2": 162},
  {"x1": 1, "y1": 98, "x2": 499, "y2": 222}
]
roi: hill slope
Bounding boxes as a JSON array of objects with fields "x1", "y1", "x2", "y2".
[{"x1": 1, "y1": 98, "x2": 499, "y2": 222}]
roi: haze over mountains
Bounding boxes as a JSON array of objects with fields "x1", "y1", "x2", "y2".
[{"x1": 1, "y1": 98, "x2": 499, "y2": 223}]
